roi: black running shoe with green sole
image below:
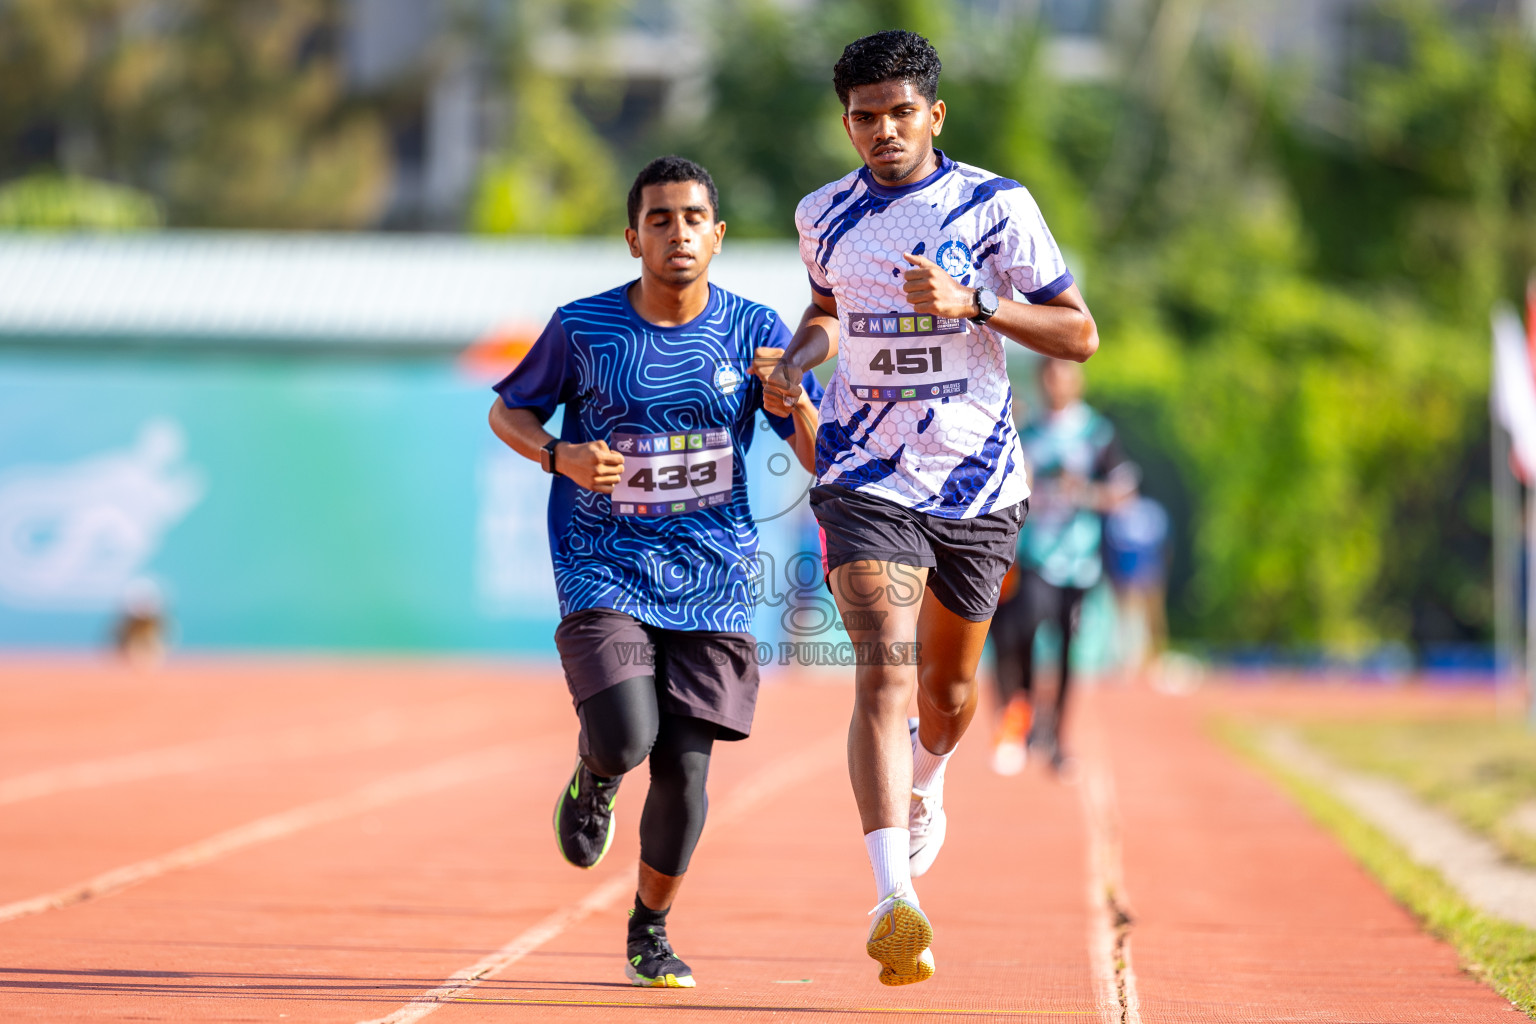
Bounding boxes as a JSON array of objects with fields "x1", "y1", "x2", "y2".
[
  {"x1": 625, "y1": 923, "x2": 695, "y2": 988},
  {"x1": 553, "y1": 761, "x2": 620, "y2": 869}
]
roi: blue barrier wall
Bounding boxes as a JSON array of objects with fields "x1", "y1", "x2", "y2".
[{"x1": 0, "y1": 352, "x2": 813, "y2": 653}]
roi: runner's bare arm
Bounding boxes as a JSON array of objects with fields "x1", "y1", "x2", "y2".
[
  {"x1": 901, "y1": 253, "x2": 1098, "y2": 362},
  {"x1": 785, "y1": 390, "x2": 819, "y2": 474},
  {"x1": 763, "y1": 291, "x2": 839, "y2": 417},
  {"x1": 487, "y1": 400, "x2": 625, "y2": 494},
  {"x1": 752, "y1": 346, "x2": 820, "y2": 474}
]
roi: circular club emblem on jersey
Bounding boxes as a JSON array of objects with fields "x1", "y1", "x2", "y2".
[
  {"x1": 935, "y1": 239, "x2": 973, "y2": 278},
  {"x1": 713, "y1": 364, "x2": 743, "y2": 395}
]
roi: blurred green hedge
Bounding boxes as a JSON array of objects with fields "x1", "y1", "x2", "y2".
[{"x1": 0, "y1": 173, "x2": 161, "y2": 229}]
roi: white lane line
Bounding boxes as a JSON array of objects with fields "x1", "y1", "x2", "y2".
[
  {"x1": 1078, "y1": 697, "x2": 1142, "y2": 1024},
  {"x1": 0, "y1": 698, "x2": 496, "y2": 808},
  {"x1": 356, "y1": 732, "x2": 845, "y2": 1024},
  {"x1": 0, "y1": 744, "x2": 521, "y2": 925},
  {"x1": 356, "y1": 875, "x2": 635, "y2": 1024},
  {"x1": 1081, "y1": 759, "x2": 1121, "y2": 1022}
]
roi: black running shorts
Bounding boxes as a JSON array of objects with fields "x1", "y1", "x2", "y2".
[
  {"x1": 809, "y1": 483, "x2": 1027, "y2": 623},
  {"x1": 553, "y1": 608, "x2": 759, "y2": 741}
]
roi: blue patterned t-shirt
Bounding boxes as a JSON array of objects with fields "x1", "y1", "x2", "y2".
[{"x1": 493, "y1": 282, "x2": 823, "y2": 633}]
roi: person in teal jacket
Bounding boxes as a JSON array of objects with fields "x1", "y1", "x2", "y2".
[{"x1": 990, "y1": 358, "x2": 1134, "y2": 773}]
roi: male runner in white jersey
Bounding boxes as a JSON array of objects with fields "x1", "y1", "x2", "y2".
[{"x1": 762, "y1": 29, "x2": 1099, "y2": 986}]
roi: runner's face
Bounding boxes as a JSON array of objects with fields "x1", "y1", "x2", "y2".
[
  {"x1": 1041, "y1": 360, "x2": 1084, "y2": 411},
  {"x1": 624, "y1": 181, "x2": 725, "y2": 287},
  {"x1": 843, "y1": 80, "x2": 945, "y2": 185}
]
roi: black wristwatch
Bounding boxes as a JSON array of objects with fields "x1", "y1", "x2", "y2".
[
  {"x1": 539, "y1": 438, "x2": 560, "y2": 474},
  {"x1": 971, "y1": 287, "x2": 999, "y2": 324}
]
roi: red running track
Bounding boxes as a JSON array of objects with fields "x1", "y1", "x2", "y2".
[{"x1": 0, "y1": 658, "x2": 1522, "y2": 1022}]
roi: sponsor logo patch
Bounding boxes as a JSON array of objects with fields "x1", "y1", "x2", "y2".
[{"x1": 848, "y1": 312, "x2": 964, "y2": 337}]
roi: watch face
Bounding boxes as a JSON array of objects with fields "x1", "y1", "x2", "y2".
[{"x1": 974, "y1": 288, "x2": 998, "y2": 321}]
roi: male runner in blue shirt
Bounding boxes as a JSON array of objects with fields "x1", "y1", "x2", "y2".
[{"x1": 489, "y1": 156, "x2": 821, "y2": 989}]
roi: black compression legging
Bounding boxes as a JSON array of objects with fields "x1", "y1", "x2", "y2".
[
  {"x1": 992, "y1": 569, "x2": 1086, "y2": 731},
  {"x1": 576, "y1": 675, "x2": 717, "y2": 877}
]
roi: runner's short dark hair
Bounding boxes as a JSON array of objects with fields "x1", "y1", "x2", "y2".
[
  {"x1": 833, "y1": 30, "x2": 942, "y2": 109},
  {"x1": 627, "y1": 156, "x2": 720, "y2": 230}
]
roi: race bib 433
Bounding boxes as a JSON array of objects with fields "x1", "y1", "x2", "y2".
[{"x1": 609, "y1": 428, "x2": 734, "y2": 517}]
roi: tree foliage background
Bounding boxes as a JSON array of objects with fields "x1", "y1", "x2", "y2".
[
  {"x1": 0, "y1": 0, "x2": 390, "y2": 228},
  {"x1": 654, "y1": 0, "x2": 1534, "y2": 656},
  {"x1": 469, "y1": 0, "x2": 626, "y2": 234}
]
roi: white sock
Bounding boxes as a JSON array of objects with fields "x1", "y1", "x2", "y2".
[
  {"x1": 865, "y1": 826, "x2": 915, "y2": 904},
  {"x1": 912, "y1": 736, "x2": 954, "y2": 794}
]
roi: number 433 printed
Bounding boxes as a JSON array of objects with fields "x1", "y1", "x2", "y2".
[{"x1": 624, "y1": 459, "x2": 720, "y2": 493}]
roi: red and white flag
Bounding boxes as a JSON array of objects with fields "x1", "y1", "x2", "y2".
[{"x1": 1493, "y1": 299, "x2": 1536, "y2": 482}]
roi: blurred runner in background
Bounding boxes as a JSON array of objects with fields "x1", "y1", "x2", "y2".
[
  {"x1": 990, "y1": 358, "x2": 1133, "y2": 775},
  {"x1": 1104, "y1": 491, "x2": 1171, "y2": 684}
]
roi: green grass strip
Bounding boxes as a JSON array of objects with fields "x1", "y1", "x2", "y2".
[
  {"x1": 1300, "y1": 717, "x2": 1536, "y2": 870},
  {"x1": 1215, "y1": 719, "x2": 1536, "y2": 1019}
]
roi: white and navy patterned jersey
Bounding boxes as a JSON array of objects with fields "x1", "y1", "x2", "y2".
[
  {"x1": 494, "y1": 282, "x2": 823, "y2": 633},
  {"x1": 796, "y1": 151, "x2": 1073, "y2": 519}
]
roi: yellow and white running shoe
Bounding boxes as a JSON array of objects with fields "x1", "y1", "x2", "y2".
[{"x1": 866, "y1": 893, "x2": 935, "y2": 986}]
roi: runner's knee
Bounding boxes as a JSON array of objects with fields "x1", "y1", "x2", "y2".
[
  {"x1": 853, "y1": 662, "x2": 916, "y2": 713},
  {"x1": 648, "y1": 740, "x2": 710, "y2": 802},
  {"x1": 577, "y1": 675, "x2": 660, "y2": 778},
  {"x1": 919, "y1": 668, "x2": 977, "y2": 717},
  {"x1": 639, "y1": 714, "x2": 717, "y2": 875}
]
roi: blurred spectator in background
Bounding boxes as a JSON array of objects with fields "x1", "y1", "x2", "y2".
[
  {"x1": 991, "y1": 359, "x2": 1134, "y2": 775},
  {"x1": 1104, "y1": 492, "x2": 1171, "y2": 684}
]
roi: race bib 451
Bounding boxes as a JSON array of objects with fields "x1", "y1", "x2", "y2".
[
  {"x1": 846, "y1": 312, "x2": 970, "y2": 402},
  {"x1": 609, "y1": 429, "x2": 734, "y2": 517}
]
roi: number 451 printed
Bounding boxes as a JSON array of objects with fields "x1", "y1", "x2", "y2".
[{"x1": 869, "y1": 346, "x2": 944, "y2": 375}]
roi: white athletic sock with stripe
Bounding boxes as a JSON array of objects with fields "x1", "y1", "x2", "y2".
[
  {"x1": 912, "y1": 738, "x2": 953, "y2": 794},
  {"x1": 865, "y1": 827, "x2": 915, "y2": 904}
]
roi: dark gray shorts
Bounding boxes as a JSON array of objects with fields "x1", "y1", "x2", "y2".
[
  {"x1": 552, "y1": 608, "x2": 759, "y2": 741},
  {"x1": 809, "y1": 484, "x2": 1027, "y2": 622}
]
